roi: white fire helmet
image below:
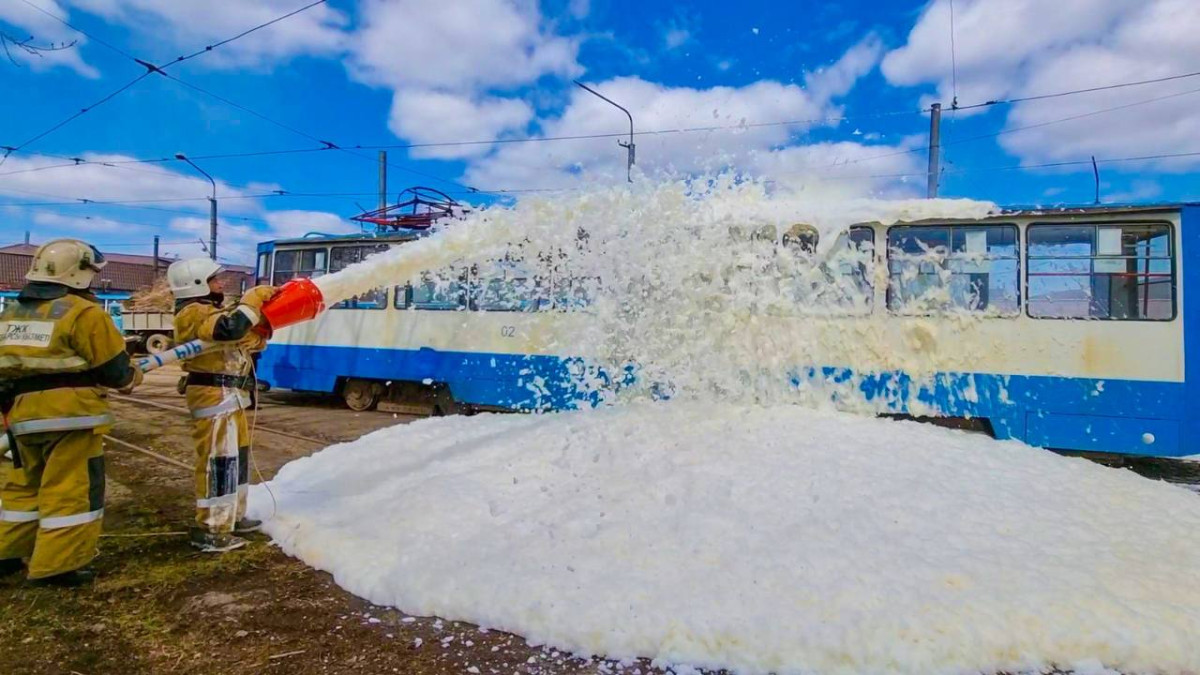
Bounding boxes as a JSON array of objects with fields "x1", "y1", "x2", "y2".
[
  {"x1": 168, "y1": 258, "x2": 224, "y2": 299},
  {"x1": 25, "y1": 238, "x2": 108, "y2": 290}
]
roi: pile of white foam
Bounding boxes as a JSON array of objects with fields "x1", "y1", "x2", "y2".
[{"x1": 250, "y1": 402, "x2": 1200, "y2": 674}]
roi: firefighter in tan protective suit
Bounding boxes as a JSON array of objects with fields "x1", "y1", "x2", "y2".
[
  {"x1": 167, "y1": 258, "x2": 274, "y2": 553},
  {"x1": 0, "y1": 239, "x2": 141, "y2": 586}
]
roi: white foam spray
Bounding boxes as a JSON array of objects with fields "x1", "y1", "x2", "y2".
[{"x1": 315, "y1": 177, "x2": 996, "y2": 411}]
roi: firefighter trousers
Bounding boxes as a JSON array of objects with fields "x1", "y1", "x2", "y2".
[
  {"x1": 188, "y1": 387, "x2": 251, "y2": 534},
  {"x1": 0, "y1": 430, "x2": 105, "y2": 579}
]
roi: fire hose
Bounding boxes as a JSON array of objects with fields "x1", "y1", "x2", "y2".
[{"x1": 2, "y1": 278, "x2": 328, "y2": 459}]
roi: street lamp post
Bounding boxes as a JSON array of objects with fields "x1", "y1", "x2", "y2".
[
  {"x1": 573, "y1": 80, "x2": 636, "y2": 183},
  {"x1": 176, "y1": 153, "x2": 218, "y2": 260}
]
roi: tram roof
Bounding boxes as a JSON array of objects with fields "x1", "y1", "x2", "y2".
[
  {"x1": 995, "y1": 201, "x2": 1199, "y2": 217},
  {"x1": 268, "y1": 230, "x2": 428, "y2": 246}
]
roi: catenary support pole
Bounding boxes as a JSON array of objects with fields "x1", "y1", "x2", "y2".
[
  {"x1": 378, "y1": 151, "x2": 388, "y2": 211},
  {"x1": 927, "y1": 102, "x2": 942, "y2": 198}
]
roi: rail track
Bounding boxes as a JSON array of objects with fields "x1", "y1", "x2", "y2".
[
  {"x1": 101, "y1": 393, "x2": 328, "y2": 475},
  {"x1": 108, "y1": 393, "x2": 328, "y2": 446}
]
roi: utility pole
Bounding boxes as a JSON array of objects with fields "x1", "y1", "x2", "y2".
[
  {"x1": 176, "y1": 153, "x2": 218, "y2": 260},
  {"x1": 152, "y1": 235, "x2": 160, "y2": 277},
  {"x1": 927, "y1": 102, "x2": 942, "y2": 198},
  {"x1": 378, "y1": 150, "x2": 388, "y2": 211},
  {"x1": 574, "y1": 80, "x2": 636, "y2": 182}
]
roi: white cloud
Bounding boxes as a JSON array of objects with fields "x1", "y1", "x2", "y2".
[
  {"x1": 0, "y1": 153, "x2": 273, "y2": 213},
  {"x1": 349, "y1": 0, "x2": 582, "y2": 155},
  {"x1": 0, "y1": 0, "x2": 97, "y2": 77},
  {"x1": 62, "y1": 0, "x2": 346, "y2": 68},
  {"x1": 165, "y1": 216, "x2": 260, "y2": 262},
  {"x1": 663, "y1": 27, "x2": 691, "y2": 51},
  {"x1": 165, "y1": 207, "x2": 354, "y2": 264},
  {"x1": 882, "y1": 0, "x2": 1200, "y2": 167},
  {"x1": 1106, "y1": 179, "x2": 1163, "y2": 204},
  {"x1": 805, "y1": 35, "x2": 884, "y2": 101},
  {"x1": 350, "y1": 0, "x2": 581, "y2": 92},
  {"x1": 462, "y1": 70, "x2": 918, "y2": 196},
  {"x1": 462, "y1": 76, "x2": 828, "y2": 190},
  {"x1": 389, "y1": 90, "x2": 534, "y2": 160},
  {"x1": 30, "y1": 209, "x2": 149, "y2": 235},
  {"x1": 262, "y1": 209, "x2": 361, "y2": 239},
  {"x1": 567, "y1": 0, "x2": 589, "y2": 20},
  {"x1": 0, "y1": 153, "x2": 354, "y2": 265},
  {"x1": 757, "y1": 140, "x2": 926, "y2": 197}
]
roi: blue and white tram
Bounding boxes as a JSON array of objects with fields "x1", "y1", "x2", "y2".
[{"x1": 254, "y1": 203, "x2": 1199, "y2": 459}]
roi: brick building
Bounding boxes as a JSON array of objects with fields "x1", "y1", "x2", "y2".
[{"x1": 0, "y1": 243, "x2": 253, "y2": 297}]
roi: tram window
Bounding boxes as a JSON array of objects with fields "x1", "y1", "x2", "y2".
[
  {"x1": 329, "y1": 245, "x2": 389, "y2": 310},
  {"x1": 474, "y1": 276, "x2": 540, "y2": 311},
  {"x1": 548, "y1": 277, "x2": 599, "y2": 311},
  {"x1": 272, "y1": 248, "x2": 327, "y2": 285},
  {"x1": 256, "y1": 252, "x2": 272, "y2": 285},
  {"x1": 803, "y1": 226, "x2": 874, "y2": 314},
  {"x1": 412, "y1": 270, "x2": 467, "y2": 310},
  {"x1": 887, "y1": 224, "x2": 1019, "y2": 315},
  {"x1": 1027, "y1": 223, "x2": 1174, "y2": 320},
  {"x1": 571, "y1": 276, "x2": 601, "y2": 308}
]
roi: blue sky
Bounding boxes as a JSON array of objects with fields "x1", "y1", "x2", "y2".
[{"x1": 1, "y1": 0, "x2": 1198, "y2": 265}]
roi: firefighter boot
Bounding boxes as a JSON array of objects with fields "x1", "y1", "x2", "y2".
[
  {"x1": 189, "y1": 528, "x2": 247, "y2": 553},
  {"x1": 0, "y1": 558, "x2": 24, "y2": 578},
  {"x1": 234, "y1": 518, "x2": 262, "y2": 534},
  {"x1": 30, "y1": 568, "x2": 96, "y2": 587}
]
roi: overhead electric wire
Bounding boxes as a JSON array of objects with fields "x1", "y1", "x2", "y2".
[
  {"x1": 787, "y1": 149, "x2": 1200, "y2": 184},
  {"x1": 7, "y1": 65, "x2": 1200, "y2": 187},
  {"x1": 0, "y1": 189, "x2": 278, "y2": 226},
  {"x1": 809, "y1": 82, "x2": 1200, "y2": 172},
  {"x1": 3, "y1": 0, "x2": 332, "y2": 162},
  {"x1": 2, "y1": 71, "x2": 153, "y2": 161},
  {"x1": 9, "y1": 0, "x2": 1200, "y2": 204},
  {"x1": 168, "y1": 0, "x2": 329, "y2": 66},
  {"x1": 158, "y1": 71, "x2": 489, "y2": 195},
  {"x1": 11, "y1": 147, "x2": 1198, "y2": 230},
  {"x1": 16, "y1": 0, "x2": 140, "y2": 61},
  {"x1": 954, "y1": 69, "x2": 1200, "y2": 112},
  {"x1": 0, "y1": 109, "x2": 927, "y2": 180},
  {"x1": 948, "y1": 0, "x2": 959, "y2": 109}
]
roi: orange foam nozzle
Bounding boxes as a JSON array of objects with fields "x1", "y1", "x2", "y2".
[{"x1": 258, "y1": 277, "x2": 326, "y2": 335}]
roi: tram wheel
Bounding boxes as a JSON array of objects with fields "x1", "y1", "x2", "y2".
[{"x1": 342, "y1": 378, "x2": 381, "y2": 412}]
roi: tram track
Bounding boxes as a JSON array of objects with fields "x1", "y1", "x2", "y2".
[
  {"x1": 102, "y1": 434, "x2": 191, "y2": 473},
  {"x1": 109, "y1": 393, "x2": 328, "y2": 446}
]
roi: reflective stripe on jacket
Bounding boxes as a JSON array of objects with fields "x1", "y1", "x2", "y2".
[{"x1": 0, "y1": 293, "x2": 125, "y2": 435}]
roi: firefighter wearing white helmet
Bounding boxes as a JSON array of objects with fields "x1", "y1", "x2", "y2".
[
  {"x1": 0, "y1": 239, "x2": 141, "y2": 586},
  {"x1": 167, "y1": 258, "x2": 275, "y2": 553}
]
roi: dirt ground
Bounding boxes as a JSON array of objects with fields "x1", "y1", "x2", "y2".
[{"x1": 0, "y1": 366, "x2": 619, "y2": 675}]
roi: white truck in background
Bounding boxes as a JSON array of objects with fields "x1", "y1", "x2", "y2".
[{"x1": 122, "y1": 311, "x2": 174, "y2": 354}]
